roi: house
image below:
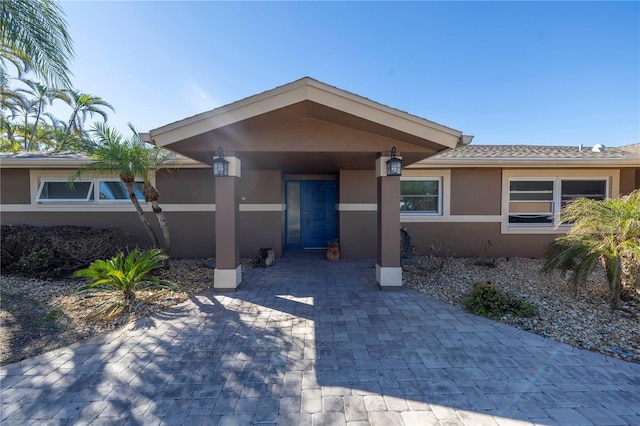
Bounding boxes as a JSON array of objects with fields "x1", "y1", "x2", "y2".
[{"x1": 1, "y1": 78, "x2": 638, "y2": 291}]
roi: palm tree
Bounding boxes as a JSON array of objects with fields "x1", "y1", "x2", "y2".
[
  {"x1": 71, "y1": 123, "x2": 160, "y2": 249},
  {"x1": 63, "y1": 90, "x2": 114, "y2": 143},
  {"x1": 0, "y1": 0, "x2": 74, "y2": 88},
  {"x1": 543, "y1": 190, "x2": 640, "y2": 310},
  {"x1": 17, "y1": 78, "x2": 68, "y2": 149},
  {"x1": 128, "y1": 124, "x2": 176, "y2": 261},
  {"x1": 46, "y1": 113, "x2": 85, "y2": 152}
]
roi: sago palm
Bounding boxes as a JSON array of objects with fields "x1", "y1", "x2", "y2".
[
  {"x1": 543, "y1": 190, "x2": 640, "y2": 309},
  {"x1": 74, "y1": 249, "x2": 175, "y2": 320}
]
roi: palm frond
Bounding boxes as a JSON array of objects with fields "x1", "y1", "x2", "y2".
[{"x1": 0, "y1": 0, "x2": 74, "y2": 88}]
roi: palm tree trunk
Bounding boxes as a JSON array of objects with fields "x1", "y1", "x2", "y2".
[
  {"x1": 142, "y1": 182, "x2": 170, "y2": 267},
  {"x1": 28, "y1": 101, "x2": 43, "y2": 148},
  {"x1": 124, "y1": 181, "x2": 159, "y2": 249},
  {"x1": 151, "y1": 201, "x2": 171, "y2": 268},
  {"x1": 606, "y1": 259, "x2": 622, "y2": 310}
]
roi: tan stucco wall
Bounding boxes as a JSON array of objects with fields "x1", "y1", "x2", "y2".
[
  {"x1": 165, "y1": 212, "x2": 216, "y2": 258},
  {"x1": 239, "y1": 212, "x2": 283, "y2": 259},
  {"x1": 157, "y1": 169, "x2": 214, "y2": 204},
  {"x1": 620, "y1": 169, "x2": 636, "y2": 195},
  {"x1": 239, "y1": 170, "x2": 283, "y2": 204},
  {"x1": 338, "y1": 170, "x2": 377, "y2": 203},
  {"x1": 450, "y1": 169, "x2": 502, "y2": 215},
  {"x1": 339, "y1": 212, "x2": 377, "y2": 258},
  {"x1": 337, "y1": 170, "x2": 378, "y2": 258},
  {"x1": 401, "y1": 222, "x2": 558, "y2": 258},
  {"x1": 1, "y1": 169, "x2": 31, "y2": 204},
  {"x1": 0, "y1": 211, "x2": 160, "y2": 249}
]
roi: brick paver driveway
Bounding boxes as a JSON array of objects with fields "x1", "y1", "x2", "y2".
[{"x1": 2, "y1": 252, "x2": 639, "y2": 425}]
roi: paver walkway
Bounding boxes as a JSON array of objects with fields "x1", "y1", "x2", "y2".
[{"x1": 1, "y1": 252, "x2": 639, "y2": 425}]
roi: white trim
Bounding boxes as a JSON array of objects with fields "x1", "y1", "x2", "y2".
[
  {"x1": 0, "y1": 203, "x2": 294, "y2": 213},
  {"x1": 337, "y1": 203, "x2": 377, "y2": 211},
  {"x1": 35, "y1": 178, "x2": 94, "y2": 202},
  {"x1": 400, "y1": 169, "x2": 451, "y2": 217},
  {"x1": 164, "y1": 204, "x2": 215, "y2": 212},
  {"x1": 0, "y1": 203, "x2": 216, "y2": 213},
  {"x1": 376, "y1": 264, "x2": 403, "y2": 288},
  {"x1": 239, "y1": 204, "x2": 285, "y2": 212},
  {"x1": 29, "y1": 170, "x2": 156, "y2": 207},
  {"x1": 401, "y1": 215, "x2": 502, "y2": 223},
  {"x1": 400, "y1": 176, "x2": 442, "y2": 215},
  {"x1": 214, "y1": 266, "x2": 242, "y2": 291},
  {"x1": 501, "y1": 169, "x2": 620, "y2": 234}
]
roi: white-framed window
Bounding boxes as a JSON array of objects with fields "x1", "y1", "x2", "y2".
[
  {"x1": 97, "y1": 179, "x2": 145, "y2": 202},
  {"x1": 400, "y1": 177, "x2": 442, "y2": 215},
  {"x1": 36, "y1": 179, "x2": 95, "y2": 202},
  {"x1": 35, "y1": 177, "x2": 144, "y2": 204},
  {"x1": 508, "y1": 177, "x2": 608, "y2": 227}
]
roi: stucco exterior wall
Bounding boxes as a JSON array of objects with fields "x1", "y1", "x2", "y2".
[
  {"x1": 401, "y1": 222, "x2": 558, "y2": 258},
  {"x1": 1, "y1": 169, "x2": 31, "y2": 204},
  {"x1": 157, "y1": 169, "x2": 214, "y2": 203},
  {"x1": 0, "y1": 211, "x2": 160, "y2": 250},
  {"x1": 450, "y1": 169, "x2": 501, "y2": 215},
  {"x1": 620, "y1": 168, "x2": 640, "y2": 195},
  {"x1": 164, "y1": 212, "x2": 216, "y2": 258},
  {"x1": 338, "y1": 170, "x2": 377, "y2": 203},
  {"x1": 338, "y1": 170, "x2": 378, "y2": 258},
  {"x1": 239, "y1": 212, "x2": 283, "y2": 258}
]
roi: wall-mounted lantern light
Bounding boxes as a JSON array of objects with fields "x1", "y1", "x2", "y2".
[
  {"x1": 386, "y1": 147, "x2": 402, "y2": 176},
  {"x1": 213, "y1": 147, "x2": 229, "y2": 177}
]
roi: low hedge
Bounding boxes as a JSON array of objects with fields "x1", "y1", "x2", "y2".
[{"x1": 1, "y1": 224, "x2": 128, "y2": 278}]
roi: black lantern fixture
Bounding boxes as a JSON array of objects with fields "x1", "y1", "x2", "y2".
[
  {"x1": 386, "y1": 147, "x2": 402, "y2": 176},
  {"x1": 212, "y1": 147, "x2": 229, "y2": 177}
]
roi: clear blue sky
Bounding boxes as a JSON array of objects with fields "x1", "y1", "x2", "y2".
[{"x1": 59, "y1": 1, "x2": 639, "y2": 147}]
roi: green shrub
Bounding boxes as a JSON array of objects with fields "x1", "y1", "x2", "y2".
[
  {"x1": 75, "y1": 248, "x2": 175, "y2": 320},
  {"x1": 463, "y1": 283, "x2": 538, "y2": 319}
]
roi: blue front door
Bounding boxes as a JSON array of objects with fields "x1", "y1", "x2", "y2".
[{"x1": 286, "y1": 180, "x2": 337, "y2": 249}]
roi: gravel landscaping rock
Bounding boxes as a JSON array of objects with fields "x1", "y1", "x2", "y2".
[{"x1": 403, "y1": 257, "x2": 640, "y2": 363}]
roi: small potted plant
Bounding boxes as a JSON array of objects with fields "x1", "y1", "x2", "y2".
[{"x1": 326, "y1": 238, "x2": 340, "y2": 261}]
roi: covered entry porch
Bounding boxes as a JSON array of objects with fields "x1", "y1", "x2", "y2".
[{"x1": 147, "y1": 78, "x2": 470, "y2": 291}]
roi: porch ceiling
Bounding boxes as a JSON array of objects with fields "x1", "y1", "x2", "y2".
[{"x1": 149, "y1": 78, "x2": 469, "y2": 171}]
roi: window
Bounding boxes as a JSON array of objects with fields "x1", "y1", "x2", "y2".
[
  {"x1": 400, "y1": 178, "x2": 441, "y2": 214},
  {"x1": 36, "y1": 180, "x2": 94, "y2": 202},
  {"x1": 508, "y1": 178, "x2": 607, "y2": 226},
  {"x1": 560, "y1": 179, "x2": 606, "y2": 209},
  {"x1": 98, "y1": 180, "x2": 144, "y2": 201},
  {"x1": 36, "y1": 178, "x2": 144, "y2": 203}
]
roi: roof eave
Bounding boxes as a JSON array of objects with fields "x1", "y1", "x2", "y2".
[
  {"x1": 409, "y1": 158, "x2": 639, "y2": 168},
  {"x1": 149, "y1": 78, "x2": 463, "y2": 150}
]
